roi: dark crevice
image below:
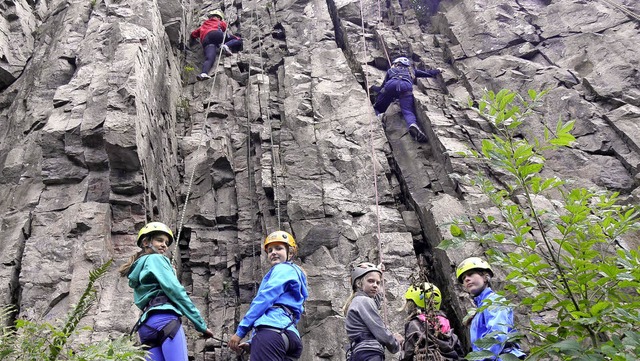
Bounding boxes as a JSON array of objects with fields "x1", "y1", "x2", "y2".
[{"x1": 325, "y1": 0, "x2": 368, "y2": 92}]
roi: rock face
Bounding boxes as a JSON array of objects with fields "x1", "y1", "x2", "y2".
[{"x1": 1, "y1": 0, "x2": 638, "y2": 359}]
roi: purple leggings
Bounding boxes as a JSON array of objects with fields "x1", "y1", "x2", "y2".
[
  {"x1": 138, "y1": 313, "x2": 188, "y2": 361},
  {"x1": 373, "y1": 79, "x2": 417, "y2": 128}
]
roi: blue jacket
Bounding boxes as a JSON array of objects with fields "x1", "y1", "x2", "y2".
[
  {"x1": 235, "y1": 262, "x2": 308, "y2": 338},
  {"x1": 128, "y1": 254, "x2": 208, "y2": 332},
  {"x1": 471, "y1": 288, "x2": 526, "y2": 360}
]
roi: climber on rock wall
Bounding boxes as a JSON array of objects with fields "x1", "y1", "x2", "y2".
[
  {"x1": 189, "y1": 9, "x2": 243, "y2": 81},
  {"x1": 370, "y1": 57, "x2": 442, "y2": 143}
]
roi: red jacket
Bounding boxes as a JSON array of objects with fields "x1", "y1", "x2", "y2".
[{"x1": 191, "y1": 18, "x2": 228, "y2": 43}]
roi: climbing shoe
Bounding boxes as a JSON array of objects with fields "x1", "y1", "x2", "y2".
[
  {"x1": 222, "y1": 44, "x2": 233, "y2": 56},
  {"x1": 409, "y1": 124, "x2": 428, "y2": 143},
  {"x1": 196, "y1": 72, "x2": 211, "y2": 81}
]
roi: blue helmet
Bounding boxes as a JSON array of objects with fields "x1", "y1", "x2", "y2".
[{"x1": 393, "y1": 57, "x2": 411, "y2": 66}]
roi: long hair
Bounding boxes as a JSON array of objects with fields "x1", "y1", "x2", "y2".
[
  {"x1": 118, "y1": 235, "x2": 153, "y2": 277},
  {"x1": 341, "y1": 278, "x2": 363, "y2": 315},
  {"x1": 399, "y1": 299, "x2": 422, "y2": 321}
]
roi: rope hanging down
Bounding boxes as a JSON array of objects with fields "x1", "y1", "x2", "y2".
[
  {"x1": 597, "y1": 0, "x2": 640, "y2": 21},
  {"x1": 245, "y1": 7, "x2": 265, "y2": 289},
  {"x1": 173, "y1": 19, "x2": 231, "y2": 266},
  {"x1": 359, "y1": 0, "x2": 388, "y2": 325}
]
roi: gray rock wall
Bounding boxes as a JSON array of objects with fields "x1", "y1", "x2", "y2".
[{"x1": 1, "y1": 0, "x2": 638, "y2": 359}]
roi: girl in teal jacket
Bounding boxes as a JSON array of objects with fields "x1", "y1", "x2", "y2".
[
  {"x1": 228, "y1": 231, "x2": 309, "y2": 361},
  {"x1": 119, "y1": 222, "x2": 213, "y2": 361}
]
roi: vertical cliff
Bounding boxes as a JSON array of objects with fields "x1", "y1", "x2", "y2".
[{"x1": 1, "y1": 0, "x2": 638, "y2": 359}]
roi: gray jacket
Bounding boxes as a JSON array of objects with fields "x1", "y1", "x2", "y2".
[{"x1": 345, "y1": 291, "x2": 400, "y2": 355}]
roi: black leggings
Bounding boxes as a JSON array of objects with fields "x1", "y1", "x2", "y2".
[
  {"x1": 201, "y1": 30, "x2": 225, "y2": 73},
  {"x1": 352, "y1": 349, "x2": 384, "y2": 361}
]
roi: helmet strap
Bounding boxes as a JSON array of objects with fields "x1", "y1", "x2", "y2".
[{"x1": 142, "y1": 236, "x2": 163, "y2": 254}]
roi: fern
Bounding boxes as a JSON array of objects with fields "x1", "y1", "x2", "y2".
[{"x1": 48, "y1": 259, "x2": 113, "y2": 361}]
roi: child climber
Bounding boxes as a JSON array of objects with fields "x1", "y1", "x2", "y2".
[
  {"x1": 119, "y1": 222, "x2": 214, "y2": 361},
  {"x1": 228, "y1": 231, "x2": 309, "y2": 360},
  {"x1": 189, "y1": 9, "x2": 242, "y2": 81},
  {"x1": 372, "y1": 57, "x2": 442, "y2": 143},
  {"x1": 398, "y1": 282, "x2": 464, "y2": 361},
  {"x1": 456, "y1": 257, "x2": 527, "y2": 360},
  {"x1": 343, "y1": 262, "x2": 403, "y2": 361}
]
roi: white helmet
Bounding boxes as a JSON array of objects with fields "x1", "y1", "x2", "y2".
[
  {"x1": 350, "y1": 262, "x2": 381, "y2": 291},
  {"x1": 393, "y1": 57, "x2": 411, "y2": 66}
]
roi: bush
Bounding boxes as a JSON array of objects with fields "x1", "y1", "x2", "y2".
[
  {"x1": 0, "y1": 260, "x2": 147, "y2": 361},
  {"x1": 440, "y1": 89, "x2": 640, "y2": 360}
]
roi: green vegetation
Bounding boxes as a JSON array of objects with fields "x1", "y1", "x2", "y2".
[
  {"x1": 0, "y1": 260, "x2": 147, "y2": 361},
  {"x1": 440, "y1": 89, "x2": 640, "y2": 360},
  {"x1": 181, "y1": 65, "x2": 195, "y2": 84}
]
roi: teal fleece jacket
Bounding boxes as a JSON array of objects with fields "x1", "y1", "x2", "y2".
[{"x1": 128, "y1": 254, "x2": 208, "y2": 332}]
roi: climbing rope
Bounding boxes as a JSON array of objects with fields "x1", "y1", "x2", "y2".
[
  {"x1": 597, "y1": 0, "x2": 640, "y2": 21},
  {"x1": 245, "y1": 6, "x2": 264, "y2": 290},
  {"x1": 172, "y1": 14, "x2": 230, "y2": 264},
  {"x1": 261, "y1": 37, "x2": 283, "y2": 232},
  {"x1": 358, "y1": 0, "x2": 388, "y2": 325}
]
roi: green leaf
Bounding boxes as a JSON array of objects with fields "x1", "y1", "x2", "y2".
[
  {"x1": 500, "y1": 354, "x2": 523, "y2": 361},
  {"x1": 437, "y1": 238, "x2": 457, "y2": 250},
  {"x1": 590, "y1": 301, "x2": 611, "y2": 316},
  {"x1": 450, "y1": 224, "x2": 463, "y2": 237},
  {"x1": 465, "y1": 350, "x2": 497, "y2": 360}
]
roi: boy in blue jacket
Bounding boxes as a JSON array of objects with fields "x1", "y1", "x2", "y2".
[
  {"x1": 228, "y1": 231, "x2": 309, "y2": 361},
  {"x1": 456, "y1": 257, "x2": 526, "y2": 360},
  {"x1": 372, "y1": 57, "x2": 441, "y2": 143}
]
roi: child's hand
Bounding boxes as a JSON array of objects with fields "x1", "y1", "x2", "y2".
[{"x1": 393, "y1": 332, "x2": 404, "y2": 346}]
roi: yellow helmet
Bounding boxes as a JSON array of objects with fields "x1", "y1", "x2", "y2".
[
  {"x1": 456, "y1": 257, "x2": 493, "y2": 283},
  {"x1": 208, "y1": 9, "x2": 224, "y2": 20},
  {"x1": 136, "y1": 222, "x2": 174, "y2": 247},
  {"x1": 264, "y1": 231, "x2": 297, "y2": 252},
  {"x1": 405, "y1": 282, "x2": 442, "y2": 310}
]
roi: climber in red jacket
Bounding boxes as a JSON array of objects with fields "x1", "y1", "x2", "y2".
[{"x1": 189, "y1": 9, "x2": 242, "y2": 81}]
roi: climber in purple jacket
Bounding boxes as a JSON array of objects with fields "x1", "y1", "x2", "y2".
[{"x1": 372, "y1": 57, "x2": 442, "y2": 143}]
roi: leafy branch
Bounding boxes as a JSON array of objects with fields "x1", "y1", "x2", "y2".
[{"x1": 442, "y1": 89, "x2": 640, "y2": 360}]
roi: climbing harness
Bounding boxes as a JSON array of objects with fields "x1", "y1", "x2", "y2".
[{"x1": 128, "y1": 292, "x2": 182, "y2": 350}]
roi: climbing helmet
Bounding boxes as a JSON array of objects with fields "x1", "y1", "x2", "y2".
[
  {"x1": 393, "y1": 57, "x2": 411, "y2": 67},
  {"x1": 264, "y1": 231, "x2": 297, "y2": 252},
  {"x1": 351, "y1": 262, "x2": 382, "y2": 290},
  {"x1": 136, "y1": 222, "x2": 174, "y2": 247},
  {"x1": 209, "y1": 9, "x2": 224, "y2": 20},
  {"x1": 405, "y1": 282, "x2": 442, "y2": 310},
  {"x1": 455, "y1": 257, "x2": 493, "y2": 283}
]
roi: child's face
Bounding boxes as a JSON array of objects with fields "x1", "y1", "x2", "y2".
[
  {"x1": 144, "y1": 234, "x2": 170, "y2": 255},
  {"x1": 461, "y1": 270, "x2": 487, "y2": 296},
  {"x1": 266, "y1": 242, "x2": 288, "y2": 265},
  {"x1": 361, "y1": 272, "x2": 382, "y2": 298}
]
